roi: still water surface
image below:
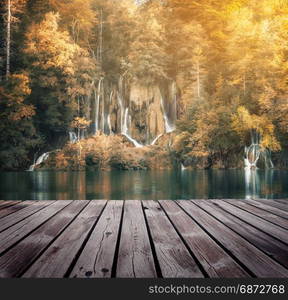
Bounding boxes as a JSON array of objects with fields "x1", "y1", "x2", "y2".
[{"x1": 0, "y1": 169, "x2": 288, "y2": 200}]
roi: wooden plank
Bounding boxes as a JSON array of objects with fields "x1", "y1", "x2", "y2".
[
  {"x1": 241, "y1": 199, "x2": 288, "y2": 220},
  {"x1": 0, "y1": 201, "x2": 71, "y2": 254},
  {"x1": 224, "y1": 199, "x2": 288, "y2": 230},
  {"x1": 116, "y1": 201, "x2": 156, "y2": 278},
  {"x1": 214, "y1": 200, "x2": 288, "y2": 244},
  {"x1": 252, "y1": 199, "x2": 288, "y2": 212},
  {"x1": 194, "y1": 200, "x2": 288, "y2": 268},
  {"x1": 23, "y1": 200, "x2": 107, "y2": 278},
  {"x1": 274, "y1": 199, "x2": 288, "y2": 205},
  {"x1": 143, "y1": 200, "x2": 204, "y2": 278},
  {"x1": 0, "y1": 201, "x2": 33, "y2": 219},
  {"x1": 70, "y1": 200, "x2": 123, "y2": 278},
  {"x1": 0, "y1": 201, "x2": 89, "y2": 278},
  {"x1": 0, "y1": 201, "x2": 53, "y2": 232},
  {"x1": 177, "y1": 200, "x2": 288, "y2": 277},
  {"x1": 0, "y1": 201, "x2": 21, "y2": 211},
  {"x1": 159, "y1": 200, "x2": 248, "y2": 278}
]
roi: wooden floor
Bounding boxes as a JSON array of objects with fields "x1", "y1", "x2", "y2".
[{"x1": 0, "y1": 199, "x2": 287, "y2": 278}]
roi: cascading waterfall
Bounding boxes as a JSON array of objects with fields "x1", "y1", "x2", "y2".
[
  {"x1": 94, "y1": 78, "x2": 103, "y2": 134},
  {"x1": 89, "y1": 76, "x2": 179, "y2": 147},
  {"x1": 181, "y1": 163, "x2": 187, "y2": 171},
  {"x1": 244, "y1": 130, "x2": 274, "y2": 199},
  {"x1": 28, "y1": 152, "x2": 50, "y2": 171},
  {"x1": 244, "y1": 130, "x2": 274, "y2": 169},
  {"x1": 121, "y1": 107, "x2": 143, "y2": 148},
  {"x1": 106, "y1": 91, "x2": 113, "y2": 135},
  {"x1": 107, "y1": 114, "x2": 112, "y2": 135},
  {"x1": 244, "y1": 131, "x2": 261, "y2": 169},
  {"x1": 151, "y1": 134, "x2": 163, "y2": 146},
  {"x1": 29, "y1": 78, "x2": 180, "y2": 169},
  {"x1": 69, "y1": 131, "x2": 78, "y2": 144},
  {"x1": 161, "y1": 96, "x2": 175, "y2": 134}
]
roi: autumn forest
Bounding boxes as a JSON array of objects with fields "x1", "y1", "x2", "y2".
[{"x1": 1, "y1": 0, "x2": 288, "y2": 172}]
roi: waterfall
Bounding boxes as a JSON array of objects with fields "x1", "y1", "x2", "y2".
[
  {"x1": 95, "y1": 78, "x2": 103, "y2": 134},
  {"x1": 88, "y1": 75, "x2": 178, "y2": 145},
  {"x1": 244, "y1": 131, "x2": 261, "y2": 169},
  {"x1": 181, "y1": 163, "x2": 187, "y2": 171},
  {"x1": 151, "y1": 134, "x2": 163, "y2": 146},
  {"x1": 28, "y1": 152, "x2": 50, "y2": 171},
  {"x1": 121, "y1": 107, "x2": 143, "y2": 148},
  {"x1": 244, "y1": 130, "x2": 274, "y2": 169},
  {"x1": 101, "y1": 84, "x2": 105, "y2": 132},
  {"x1": 161, "y1": 96, "x2": 175, "y2": 133},
  {"x1": 69, "y1": 131, "x2": 78, "y2": 144},
  {"x1": 122, "y1": 108, "x2": 129, "y2": 135},
  {"x1": 107, "y1": 113, "x2": 112, "y2": 135}
]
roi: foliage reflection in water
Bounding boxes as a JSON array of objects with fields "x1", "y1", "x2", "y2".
[{"x1": 0, "y1": 169, "x2": 287, "y2": 201}]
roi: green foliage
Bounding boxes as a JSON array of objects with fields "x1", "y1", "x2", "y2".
[{"x1": 0, "y1": 73, "x2": 41, "y2": 170}]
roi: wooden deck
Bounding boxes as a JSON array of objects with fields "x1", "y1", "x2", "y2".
[{"x1": 0, "y1": 199, "x2": 287, "y2": 278}]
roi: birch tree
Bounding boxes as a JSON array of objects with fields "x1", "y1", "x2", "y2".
[{"x1": 3, "y1": 0, "x2": 27, "y2": 79}]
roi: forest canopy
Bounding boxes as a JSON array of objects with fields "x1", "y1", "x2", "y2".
[{"x1": 0, "y1": 0, "x2": 288, "y2": 170}]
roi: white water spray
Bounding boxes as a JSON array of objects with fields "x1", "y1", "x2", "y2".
[
  {"x1": 69, "y1": 131, "x2": 78, "y2": 144},
  {"x1": 28, "y1": 152, "x2": 50, "y2": 171},
  {"x1": 95, "y1": 78, "x2": 103, "y2": 134},
  {"x1": 161, "y1": 97, "x2": 175, "y2": 133},
  {"x1": 244, "y1": 131, "x2": 274, "y2": 170},
  {"x1": 121, "y1": 108, "x2": 143, "y2": 148},
  {"x1": 151, "y1": 134, "x2": 163, "y2": 146}
]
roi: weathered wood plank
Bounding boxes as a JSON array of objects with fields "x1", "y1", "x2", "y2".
[
  {"x1": 0, "y1": 201, "x2": 70, "y2": 254},
  {"x1": 0, "y1": 201, "x2": 89, "y2": 278},
  {"x1": 0, "y1": 201, "x2": 27, "y2": 219},
  {"x1": 70, "y1": 200, "x2": 123, "y2": 278},
  {"x1": 252, "y1": 199, "x2": 288, "y2": 212},
  {"x1": 214, "y1": 200, "x2": 288, "y2": 244},
  {"x1": 159, "y1": 200, "x2": 248, "y2": 278},
  {"x1": 274, "y1": 199, "x2": 288, "y2": 205},
  {"x1": 177, "y1": 200, "x2": 288, "y2": 277},
  {"x1": 0, "y1": 201, "x2": 21, "y2": 211},
  {"x1": 23, "y1": 200, "x2": 107, "y2": 278},
  {"x1": 224, "y1": 199, "x2": 288, "y2": 230},
  {"x1": 143, "y1": 200, "x2": 204, "y2": 278},
  {"x1": 116, "y1": 201, "x2": 156, "y2": 278},
  {"x1": 194, "y1": 200, "x2": 288, "y2": 268},
  {"x1": 0, "y1": 201, "x2": 53, "y2": 232},
  {"x1": 240, "y1": 199, "x2": 288, "y2": 219}
]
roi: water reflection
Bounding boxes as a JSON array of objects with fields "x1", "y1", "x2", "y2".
[
  {"x1": 244, "y1": 169, "x2": 260, "y2": 199},
  {"x1": 0, "y1": 169, "x2": 287, "y2": 200}
]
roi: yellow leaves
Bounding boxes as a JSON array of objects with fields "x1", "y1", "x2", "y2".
[
  {"x1": 9, "y1": 105, "x2": 35, "y2": 121},
  {"x1": 0, "y1": 73, "x2": 35, "y2": 122},
  {"x1": 71, "y1": 117, "x2": 91, "y2": 130},
  {"x1": 232, "y1": 106, "x2": 281, "y2": 151},
  {"x1": 9, "y1": 73, "x2": 31, "y2": 98},
  {"x1": 25, "y1": 12, "x2": 80, "y2": 73},
  {"x1": 55, "y1": 152, "x2": 69, "y2": 169},
  {"x1": 49, "y1": 0, "x2": 96, "y2": 35}
]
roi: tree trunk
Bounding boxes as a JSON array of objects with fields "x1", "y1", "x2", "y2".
[
  {"x1": 6, "y1": 0, "x2": 11, "y2": 79},
  {"x1": 99, "y1": 9, "x2": 103, "y2": 66}
]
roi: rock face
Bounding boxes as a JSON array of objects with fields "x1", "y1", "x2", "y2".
[
  {"x1": 74, "y1": 77, "x2": 179, "y2": 146},
  {"x1": 129, "y1": 83, "x2": 165, "y2": 142}
]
